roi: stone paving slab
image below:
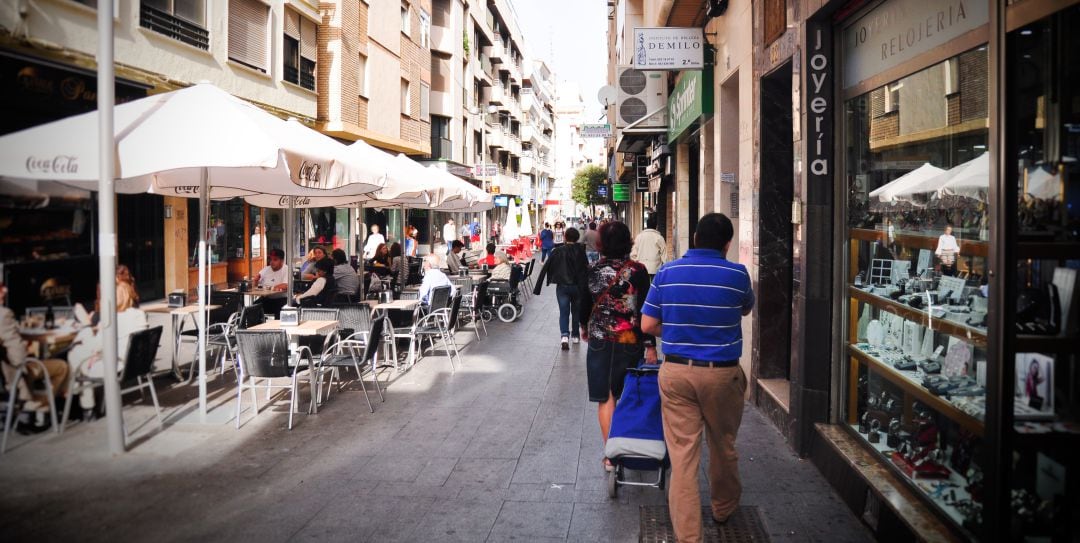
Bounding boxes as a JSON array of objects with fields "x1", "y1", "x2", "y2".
[{"x1": 0, "y1": 274, "x2": 872, "y2": 542}]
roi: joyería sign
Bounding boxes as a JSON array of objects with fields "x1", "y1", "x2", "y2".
[{"x1": 633, "y1": 28, "x2": 705, "y2": 70}]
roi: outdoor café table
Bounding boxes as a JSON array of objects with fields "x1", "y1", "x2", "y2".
[
  {"x1": 247, "y1": 319, "x2": 338, "y2": 414},
  {"x1": 142, "y1": 302, "x2": 222, "y2": 380},
  {"x1": 220, "y1": 287, "x2": 280, "y2": 307},
  {"x1": 18, "y1": 322, "x2": 79, "y2": 359}
]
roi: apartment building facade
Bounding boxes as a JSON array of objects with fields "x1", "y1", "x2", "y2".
[
  {"x1": 0, "y1": 0, "x2": 433, "y2": 299},
  {"x1": 552, "y1": 81, "x2": 606, "y2": 223}
]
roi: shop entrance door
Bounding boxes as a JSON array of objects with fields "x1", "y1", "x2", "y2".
[{"x1": 757, "y1": 61, "x2": 794, "y2": 382}]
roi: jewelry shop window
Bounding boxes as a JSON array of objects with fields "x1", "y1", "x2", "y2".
[{"x1": 843, "y1": 47, "x2": 990, "y2": 536}]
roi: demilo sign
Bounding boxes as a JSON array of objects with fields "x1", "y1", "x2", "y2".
[{"x1": 667, "y1": 70, "x2": 713, "y2": 142}]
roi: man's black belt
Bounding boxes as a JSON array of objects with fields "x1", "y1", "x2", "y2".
[{"x1": 664, "y1": 354, "x2": 739, "y2": 368}]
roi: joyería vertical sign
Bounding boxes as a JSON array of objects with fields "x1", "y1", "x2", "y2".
[{"x1": 806, "y1": 22, "x2": 832, "y2": 183}]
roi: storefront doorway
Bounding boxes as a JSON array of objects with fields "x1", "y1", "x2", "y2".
[{"x1": 758, "y1": 61, "x2": 795, "y2": 382}]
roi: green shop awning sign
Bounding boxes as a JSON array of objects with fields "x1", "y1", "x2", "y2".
[{"x1": 667, "y1": 70, "x2": 713, "y2": 141}]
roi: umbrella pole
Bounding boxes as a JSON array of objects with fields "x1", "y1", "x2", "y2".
[
  {"x1": 97, "y1": 0, "x2": 124, "y2": 453},
  {"x1": 286, "y1": 199, "x2": 295, "y2": 301},
  {"x1": 197, "y1": 168, "x2": 208, "y2": 422},
  {"x1": 358, "y1": 202, "x2": 364, "y2": 300}
]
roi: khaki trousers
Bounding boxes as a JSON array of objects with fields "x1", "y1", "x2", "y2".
[{"x1": 659, "y1": 362, "x2": 746, "y2": 543}]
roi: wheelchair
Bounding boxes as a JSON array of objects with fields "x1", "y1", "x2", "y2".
[{"x1": 486, "y1": 264, "x2": 524, "y2": 322}]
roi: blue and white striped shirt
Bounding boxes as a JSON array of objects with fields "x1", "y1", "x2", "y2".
[{"x1": 641, "y1": 249, "x2": 754, "y2": 362}]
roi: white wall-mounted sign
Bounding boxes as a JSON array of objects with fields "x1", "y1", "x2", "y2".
[
  {"x1": 581, "y1": 124, "x2": 612, "y2": 138},
  {"x1": 842, "y1": 0, "x2": 988, "y2": 90},
  {"x1": 633, "y1": 27, "x2": 705, "y2": 70}
]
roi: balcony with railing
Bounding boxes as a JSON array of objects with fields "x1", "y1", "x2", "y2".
[
  {"x1": 430, "y1": 137, "x2": 453, "y2": 161},
  {"x1": 487, "y1": 123, "x2": 505, "y2": 149},
  {"x1": 430, "y1": 23, "x2": 455, "y2": 55},
  {"x1": 140, "y1": 3, "x2": 209, "y2": 50},
  {"x1": 485, "y1": 85, "x2": 504, "y2": 105}
]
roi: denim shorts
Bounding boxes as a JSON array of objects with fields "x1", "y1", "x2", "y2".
[{"x1": 585, "y1": 338, "x2": 643, "y2": 402}]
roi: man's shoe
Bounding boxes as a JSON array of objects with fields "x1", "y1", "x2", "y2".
[
  {"x1": 712, "y1": 515, "x2": 730, "y2": 526},
  {"x1": 572, "y1": 336, "x2": 580, "y2": 344},
  {"x1": 561, "y1": 337, "x2": 569, "y2": 350}
]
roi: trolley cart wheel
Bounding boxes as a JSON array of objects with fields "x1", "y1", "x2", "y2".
[
  {"x1": 658, "y1": 467, "x2": 668, "y2": 490},
  {"x1": 607, "y1": 467, "x2": 618, "y2": 498},
  {"x1": 498, "y1": 303, "x2": 518, "y2": 322}
]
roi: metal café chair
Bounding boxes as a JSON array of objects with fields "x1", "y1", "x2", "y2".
[
  {"x1": 234, "y1": 329, "x2": 317, "y2": 430},
  {"x1": 2, "y1": 357, "x2": 61, "y2": 454},
  {"x1": 395, "y1": 293, "x2": 460, "y2": 373},
  {"x1": 320, "y1": 315, "x2": 387, "y2": 413},
  {"x1": 215, "y1": 304, "x2": 266, "y2": 381},
  {"x1": 59, "y1": 326, "x2": 165, "y2": 436}
]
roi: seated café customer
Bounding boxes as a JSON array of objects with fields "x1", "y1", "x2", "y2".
[
  {"x1": 489, "y1": 251, "x2": 513, "y2": 281},
  {"x1": 300, "y1": 246, "x2": 328, "y2": 281},
  {"x1": 447, "y1": 241, "x2": 465, "y2": 275},
  {"x1": 0, "y1": 282, "x2": 69, "y2": 431},
  {"x1": 390, "y1": 242, "x2": 409, "y2": 287},
  {"x1": 257, "y1": 248, "x2": 289, "y2": 317},
  {"x1": 418, "y1": 254, "x2": 456, "y2": 305},
  {"x1": 68, "y1": 282, "x2": 147, "y2": 420},
  {"x1": 294, "y1": 259, "x2": 336, "y2": 307},
  {"x1": 477, "y1": 243, "x2": 498, "y2": 268},
  {"x1": 116, "y1": 264, "x2": 140, "y2": 307},
  {"x1": 332, "y1": 249, "x2": 359, "y2": 300},
  {"x1": 369, "y1": 243, "x2": 391, "y2": 274}
]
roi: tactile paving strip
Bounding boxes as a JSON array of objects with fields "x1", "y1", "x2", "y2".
[{"x1": 639, "y1": 505, "x2": 770, "y2": 543}]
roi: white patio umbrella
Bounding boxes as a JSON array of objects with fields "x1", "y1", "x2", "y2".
[
  {"x1": 503, "y1": 197, "x2": 520, "y2": 241},
  {"x1": 0, "y1": 82, "x2": 386, "y2": 424},
  {"x1": 868, "y1": 163, "x2": 945, "y2": 203},
  {"x1": 519, "y1": 203, "x2": 534, "y2": 237},
  {"x1": 936, "y1": 152, "x2": 989, "y2": 200}
]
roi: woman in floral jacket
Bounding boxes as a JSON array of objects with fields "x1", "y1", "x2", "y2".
[{"x1": 578, "y1": 221, "x2": 656, "y2": 471}]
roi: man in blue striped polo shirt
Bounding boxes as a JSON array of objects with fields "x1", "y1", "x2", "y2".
[{"x1": 641, "y1": 213, "x2": 753, "y2": 543}]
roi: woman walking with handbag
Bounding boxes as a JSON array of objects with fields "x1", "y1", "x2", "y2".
[{"x1": 578, "y1": 221, "x2": 656, "y2": 471}]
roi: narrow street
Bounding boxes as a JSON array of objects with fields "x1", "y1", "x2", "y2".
[{"x1": 0, "y1": 284, "x2": 869, "y2": 542}]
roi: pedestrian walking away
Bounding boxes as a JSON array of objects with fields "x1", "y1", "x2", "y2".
[
  {"x1": 640, "y1": 212, "x2": 754, "y2": 543},
  {"x1": 583, "y1": 222, "x2": 600, "y2": 264},
  {"x1": 578, "y1": 221, "x2": 656, "y2": 472},
  {"x1": 631, "y1": 214, "x2": 667, "y2": 280},
  {"x1": 538, "y1": 223, "x2": 555, "y2": 262},
  {"x1": 533, "y1": 227, "x2": 589, "y2": 350}
]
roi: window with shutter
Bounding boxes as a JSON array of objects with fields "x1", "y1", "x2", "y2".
[
  {"x1": 402, "y1": 79, "x2": 411, "y2": 115},
  {"x1": 420, "y1": 82, "x2": 430, "y2": 121},
  {"x1": 283, "y1": 7, "x2": 316, "y2": 91},
  {"x1": 228, "y1": 0, "x2": 269, "y2": 72}
]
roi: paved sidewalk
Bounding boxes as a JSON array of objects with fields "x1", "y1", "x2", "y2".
[{"x1": 0, "y1": 280, "x2": 871, "y2": 542}]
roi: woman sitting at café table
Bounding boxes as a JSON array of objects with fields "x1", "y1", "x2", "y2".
[
  {"x1": 68, "y1": 282, "x2": 148, "y2": 419},
  {"x1": 294, "y1": 259, "x2": 336, "y2": 307},
  {"x1": 369, "y1": 243, "x2": 391, "y2": 272},
  {"x1": 300, "y1": 246, "x2": 328, "y2": 280},
  {"x1": 489, "y1": 251, "x2": 513, "y2": 281}
]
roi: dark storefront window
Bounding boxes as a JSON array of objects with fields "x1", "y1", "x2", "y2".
[
  {"x1": 1004, "y1": 5, "x2": 1080, "y2": 538},
  {"x1": 843, "y1": 49, "x2": 990, "y2": 536},
  {"x1": 188, "y1": 200, "x2": 228, "y2": 265}
]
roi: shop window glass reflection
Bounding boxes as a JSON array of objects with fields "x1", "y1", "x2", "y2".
[{"x1": 843, "y1": 48, "x2": 990, "y2": 535}]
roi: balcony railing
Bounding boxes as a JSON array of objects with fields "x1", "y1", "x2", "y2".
[
  {"x1": 140, "y1": 4, "x2": 209, "y2": 50},
  {"x1": 430, "y1": 137, "x2": 453, "y2": 160}
]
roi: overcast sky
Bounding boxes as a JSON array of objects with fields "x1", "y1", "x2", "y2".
[{"x1": 511, "y1": 0, "x2": 608, "y2": 119}]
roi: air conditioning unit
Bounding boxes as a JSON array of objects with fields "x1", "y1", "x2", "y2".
[{"x1": 615, "y1": 66, "x2": 668, "y2": 129}]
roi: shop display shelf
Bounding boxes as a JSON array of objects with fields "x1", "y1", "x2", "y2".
[
  {"x1": 848, "y1": 286, "x2": 988, "y2": 346},
  {"x1": 845, "y1": 424, "x2": 975, "y2": 535},
  {"x1": 849, "y1": 228, "x2": 989, "y2": 257},
  {"x1": 848, "y1": 344, "x2": 985, "y2": 437}
]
